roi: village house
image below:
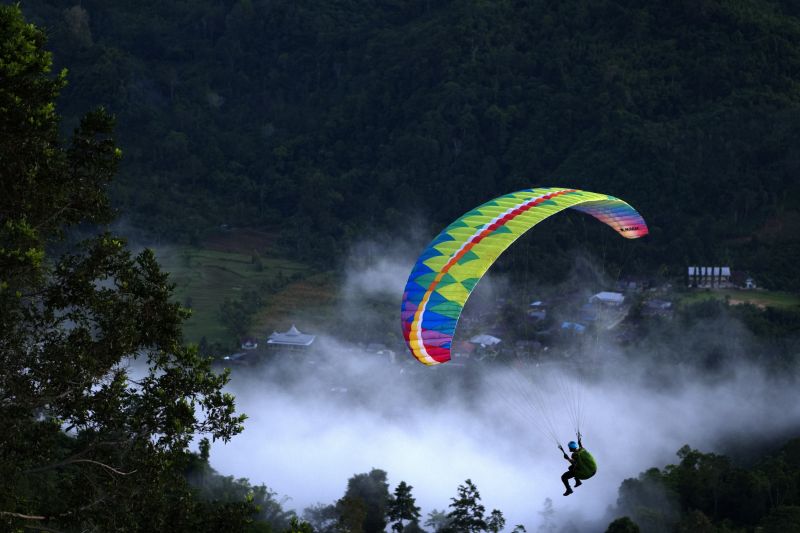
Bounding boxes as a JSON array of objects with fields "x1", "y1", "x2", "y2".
[
  {"x1": 266, "y1": 324, "x2": 316, "y2": 351},
  {"x1": 469, "y1": 334, "x2": 502, "y2": 347},
  {"x1": 687, "y1": 266, "x2": 732, "y2": 288},
  {"x1": 589, "y1": 291, "x2": 625, "y2": 306},
  {"x1": 528, "y1": 300, "x2": 548, "y2": 320},
  {"x1": 560, "y1": 321, "x2": 586, "y2": 334},
  {"x1": 240, "y1": 338, "x2": 259, "y2": 350},
  {"x1": 615, "y1": 277, "x2": 650, "y2": 292}
]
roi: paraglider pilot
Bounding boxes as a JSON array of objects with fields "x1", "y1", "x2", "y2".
[{"x1": 559, "y1": 432, "x2": 596, "y2": 496}]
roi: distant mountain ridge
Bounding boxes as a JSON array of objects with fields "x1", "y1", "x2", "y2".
[{"x1": 21, "y1": 0, "x2": 800, "y2": 289}]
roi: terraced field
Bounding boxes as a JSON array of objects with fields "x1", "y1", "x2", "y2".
[{"x1": 156, "y1": 244, "x2": 333, "y2": 344}]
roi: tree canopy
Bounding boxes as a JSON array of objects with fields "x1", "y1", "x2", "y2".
[
  {"x1": 388, "y1": 480, "x2": 422, "y2": 532},
  {"x1": 0, "y1": 5, "x2": 250, "y2": 531},
  {"x1": 609, "y1": 439, "x2": 800, "y2": 532}
]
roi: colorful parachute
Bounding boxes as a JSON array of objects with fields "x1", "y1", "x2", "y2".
[{"x1": 401, "y1": 187, "x2": 648, "y2": 365}]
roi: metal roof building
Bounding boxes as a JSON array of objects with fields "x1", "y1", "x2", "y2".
[
  {"x1": 590, "y1": 291, "x2": 625, "y2": 305},
  {"x1": 469, "y1": 334, "x2": 502, "y2": 347},
  {"x1": 687, "y1": 266, "x2": 732, "y2": 288},
  {"x1": 266, "y1": 325, "x2": 315, "y2": 347}
]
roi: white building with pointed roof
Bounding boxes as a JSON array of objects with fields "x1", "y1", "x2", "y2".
[{"x1": 267, "y1": 325, "x2": 315, "y2": 348}]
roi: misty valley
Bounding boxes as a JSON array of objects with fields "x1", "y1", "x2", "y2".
[
  {"x1": 206, "y1": 263, "x2": 800, "y2": 532},
  {"x1": 3, "y1": 1, "x2": 800, "y2": 532}
]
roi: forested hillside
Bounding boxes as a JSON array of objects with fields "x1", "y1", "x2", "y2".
[
  {"x1": 610, "y1": 439, "x2": 800, "y2": 532},
  {"x1": 17, "y1": 0, "x2": 800, "y2": 287}
]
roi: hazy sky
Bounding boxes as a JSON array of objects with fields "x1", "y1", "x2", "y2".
[{"x1": 209, "y1": 242, "x2": 800, "y2": 531}]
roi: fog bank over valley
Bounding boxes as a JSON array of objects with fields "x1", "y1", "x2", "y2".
[{"x1": 210, "y1": 244, "x2": 800, "y2": 530}]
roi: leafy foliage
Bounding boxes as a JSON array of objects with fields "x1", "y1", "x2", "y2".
[
  {"x1": 0, "y1": 6, "x2": 252, "y2": 531},
  {"x1": 302, "y1": 502, "x2": 339, "y2": 533},
  {"x1": 424, "y1": 508, "x2": 450, "y2": 532},
  {"x1": 284, "y1": 516, "x2": 316, "y2": 533},
  {"x1": 610, "y1": 439, "x2": 800, "y2": 532},
  {"x1": 441, "y1": 479, "x2": 504, "y2": 533},
  {"x1": 219, "y1": 290, "x2": 264, "y2": 341},
  {"x1": 758, "y1": 505, "x2": 800, "y2": 532},
  {"x1": 604, "y1": 517, "x2": 640, "y2": 533},
  {"x1": 338, "y1": 468, "x2": 391, "y2": 533}
]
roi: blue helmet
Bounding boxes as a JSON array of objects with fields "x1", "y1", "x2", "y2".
[{"x1": 568, "y1": 441, "x2": 579, "y2": 451}]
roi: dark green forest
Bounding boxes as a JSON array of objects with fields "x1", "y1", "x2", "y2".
[
  {"x1": 3, "y1": 2, "x2": 800, "y2": 532},
  {"x1": 14, "y1": 0, "x2": 800, "y2": 288},
  {"x1": 611, "y1": 439, "x2": 800, "y2": 533}
]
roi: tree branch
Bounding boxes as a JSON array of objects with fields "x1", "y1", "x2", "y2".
[
  {"x1": 1, "y1": 496, "x2": 105, "y2": 530},
  {"x1": 0, "y1": 512, "x2": 46, "y2": 520},
  {"x1": 26, "y1": 458, "x2": 136, "y2": 476}
]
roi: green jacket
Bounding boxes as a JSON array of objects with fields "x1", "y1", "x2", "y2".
[{"x1": 572, "y1": 448, "x2": 597, "y2": 480}]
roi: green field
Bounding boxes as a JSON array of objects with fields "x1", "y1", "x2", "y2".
[
  {"x1": 251, "y1": 271, "x2": 340, "y2": 334},
  {"x1": 677, "y1": 288, "x2": 800, "y2": 310},
  {"x1": 156, "y1": 245, "x2": 323, "y2": 344}
]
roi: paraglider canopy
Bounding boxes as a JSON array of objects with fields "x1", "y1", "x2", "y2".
[{"x1": 400, "y1": 187, "x2": 648, "y2": 365}]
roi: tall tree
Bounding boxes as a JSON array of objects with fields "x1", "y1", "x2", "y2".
[
  {"x1": 303, "y1": 503, "x2": 339, "y2": 533},
  {"x1": 402, "y1": 521, "x2": 428, "y2": 533},
  {"x1": 337, "y1": 496, "x2": 367, "y2": 533},
  {"x1": 443, "y1": 479, "x2": 502, "y2": 533},
  {"x1": 388, "y1": 481, "x2": 422, "y2": 532},
  {"x1": 337, "y1": 468, "x2": 391, "y2": 533},
  {"x1": 284, "y1": 516, "x2": 316, "y2": 533},
  {"x1": 486, "y1": 509, "x2": 506, "y2": 533},
  {"x1": 0, "y1": 5, "x2": 247, "y2": 531},
  {"x1": 537, "y1": 498, "x2": 556, "y2": 533},
  {"x1": 425, "y1": 508, "x2": 450, "y2": 532}
]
